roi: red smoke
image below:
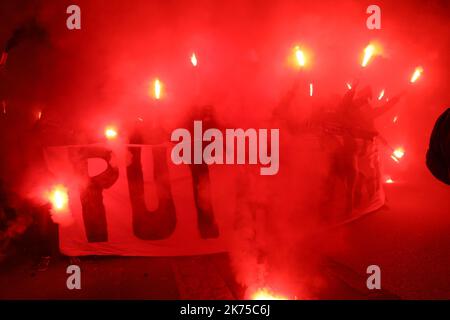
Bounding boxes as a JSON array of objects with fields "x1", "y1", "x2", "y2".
[{"x1": 1, "y1": 0, "x2": 449, "y2": 299}]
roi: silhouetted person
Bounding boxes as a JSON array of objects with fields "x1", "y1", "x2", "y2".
[
  {"x1": 426, "y1": 108, "x2": 450, "y2": 185},
  {"x1": 320, "y1": 85, "x2": 401, "y2": 219},
  {"x1": 186, "y1": 105, "x2": 220, "y2": 239},
  {"x1": 0, "y1": 17, "x2": 59, "y2": 270}
]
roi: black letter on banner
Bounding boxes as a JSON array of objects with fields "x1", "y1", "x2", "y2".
[
  {"x1": 69, "y1": 147, "x2": 119, "y2": 242},
  {"x1": 190, "y1": 163, "x2": 219, "y2": 239},
  {"x1": 126, "y1": 146, "x2": 177, "y2": 240}
]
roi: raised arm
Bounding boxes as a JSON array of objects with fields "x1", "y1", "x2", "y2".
[{"x1": 371, "y1": 95, "x2": 402, "y2": 118}]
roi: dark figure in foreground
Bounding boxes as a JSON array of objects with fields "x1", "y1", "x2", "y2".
[{"x1": 426, "y1": 108, "x2": 450, "y2": 185}]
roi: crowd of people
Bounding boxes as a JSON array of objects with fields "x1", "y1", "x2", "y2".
[{"x1": 1, "y1": 13, "x2": 449, "y2": 273}]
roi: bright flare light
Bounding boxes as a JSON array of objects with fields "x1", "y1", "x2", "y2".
[
  {"x1": 191, "y1": 53, "x2": 198, "y2": 67},
  {"x1": 294, "y1": 46, "x2": 306, "y2": 67},
  {"x1": 391, "y1": 147, "x2": 405, "y2": 163},
  {"x1": 48, "y1": 185, "x2": 69, "y2": 211},
  {"x1": 309, "y1": 83, "x2": 313, "y2": 97},
  {"x1": 378, "y1": 89, "x2": 385, "y2": 100},
  {"x1": 346, "y1": 83, "x2": 352, "y2": 90},
  {"x1": 393, "y1": 148, "x2": 405, "y2": 159},
  {"x1": 410, "y1": 66, "x2": 424, "y2": 83},
  {"x1": 251, "y1": 288, "x2": 288, "y2": 300},
  {"x1": 385, "y1": 177, "x2": 394, "y2": 184},
  {"x1": 104, "y1": 126, "x2": 118, "y2": 140},
  {"x1": 153, "y1": 78, "x2": 162, "y2": 100},
  {"x1": 361, "y1": 44, "x2": 376, "y2": 67}
]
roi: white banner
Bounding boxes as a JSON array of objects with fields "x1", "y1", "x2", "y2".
[
  {"x1": 43, "y1": 137, "x2": 384, "y2": 256},
  {"x1": 44, "y1": 144, "x2": 236, "y2": 256}
]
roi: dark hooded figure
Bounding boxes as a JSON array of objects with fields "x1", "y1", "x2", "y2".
[
  {"x1": 0, "y1": 16, "x2": 59, "y2": 270},
  {"x1": 426, "y1": 108, "x2": 450, "y2": 185}
]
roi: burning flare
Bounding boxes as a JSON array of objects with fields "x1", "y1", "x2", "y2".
[
  {"x1": 385, "y1": 177, "x2": 394, "y2": 184},
  {"x1": 46, "y1": 184, "x2": 73, "y2": 226},
  {"x1": 251, "y1": 288, "x2": 288, "y2": 300},
  {"x1": 48, "y1": 185, "x2": 69, "y2": 211},
  {"x1": 309, "y1": 83, "x2": 313, "y2": 97},
  {"x1": 361, "y1": 44, "x2": 376, "y2": 67},
  {"x1": 191, "y1": 53, "x2": 198, "y2": 67},
  {"x1": 104, "y1": 126, "x2": 118, "y2": 140},
  {"x1": 378, "y1": 89, "x2": 385, "y2": 100},
  {"x1": 391, "y1": 147, "x2": 405, "y2": 163},
  {"x1": 410, "y1": 66, "x2": 423, "y2": 83},
  {"x1": 152, "y1": 78, "x2": 162, "y2": 100},
  {"x1": 294, "y1": 46, "x2": 306, "y2": 68}
]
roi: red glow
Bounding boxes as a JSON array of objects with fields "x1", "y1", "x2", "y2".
[
  {"x1": 251, "y1": 288, "x2": 288, "y2": 300},
  {"x1": 1, "y1": 0, "x2": 449, "y2": 301},
  {"x1": 0, "y1": 51, "x2": 7, "y2": 65}
]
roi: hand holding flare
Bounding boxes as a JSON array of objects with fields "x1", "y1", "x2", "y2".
[
  {"x1": 274, "y1": 45, "x2": 311, "y2": 116},
  {"x1": 353, "y1": 42, "x2": 381, "y2": 84}
]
